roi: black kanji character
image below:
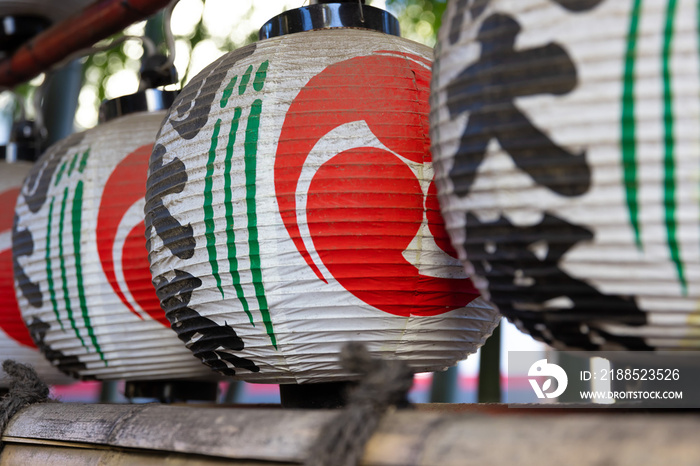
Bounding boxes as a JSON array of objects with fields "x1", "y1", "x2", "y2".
[
  {"x1": 21, "y1": 132, "x2": 85, "y2": 213},
  {"x1": 463, "y1": 212, "x2": 650, "y2": 350},
  {"x1": 145, "y1": 144, "x2": 196, "y2": 260},
  {"x1": 12, "y1": 215, "x2": 41, "y2": 308},
  {"x1": 154, "y1": 270, "x2": 260, "y2": 376},
  {"x1": 167, "y1": 44, "x2": 256, "y2": 140},
  {"x1": 447, "y1": 12, "x2": 590, "y2": 198},
  {"x1": 447, "y1": 0, "x2": 489, "y2": 45},
  {"x1": 13, "y1": 132, "x2": 86, "y2": 308},
  {"x1": 28, "y1": 317, "x2": 91, "y2": 379},
  {"x1": 552, "y1": 0, "x2": 606, "y2": 12},
  {"x1": 447, "y1": 0, "x2": 606, "y2": 44},
  {"x1": 146, "y1": 143, "x2": 260, "y2": 376}
]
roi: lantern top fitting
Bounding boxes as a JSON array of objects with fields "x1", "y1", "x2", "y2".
[
  {"x1": 2, "y1": 120, "x2": 41, "y2": 162},
  {"x1": 98, "y1": 88, "x2": 178, "y2": 124},
  {"x1": 258, "y1": 2, "x2": 400, "y2": 40}
]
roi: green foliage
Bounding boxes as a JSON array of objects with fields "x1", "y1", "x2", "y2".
[
  {"x1": 8, "y1": 0, "x2": 446, "y2": 129},
  {"x1": 81, "y1": 34, "x2": 137, "y2": 103},
  {"x1": 179, "y1": 15, "x2": 207, "y2": 84},
  {"x1": 386, "y1": 0, "x2": 447, "y2": 46},
  {"x1": 13, "y1": 82, "x2": 33, "y2": 115}
]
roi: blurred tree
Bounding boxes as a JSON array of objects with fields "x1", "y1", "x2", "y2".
[
  {"x1": 386, "y1": 0, "x2": 446, "y2": 46},
  {"x1": 6, "y1": 0, "x2": 445, "y2": 132}
]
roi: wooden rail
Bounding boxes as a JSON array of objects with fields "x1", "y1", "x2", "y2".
[{"x1": 2, "y1": 403, "x2": 699, "y2": 465}]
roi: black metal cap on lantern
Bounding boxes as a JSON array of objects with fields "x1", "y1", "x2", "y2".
[
  {"x1": 4, "y1": 120, "x2": 42, "y2": 162},
  {"x1": 258, "y1": 1, "x2": 400, "y2": 40},
  {"x1": 145, "y1": 0, "x2": 499, "y2": 401},
  {"x1": 98, "y1": 89, "x2": 178, "y2": 124},
  {"x1": 260, "y1": 1, "x2": 401, "y2": 407}
]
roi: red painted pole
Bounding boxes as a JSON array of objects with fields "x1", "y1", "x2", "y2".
[{"x1": 0, "y1": 0, "x2": 172, "y2": 87}]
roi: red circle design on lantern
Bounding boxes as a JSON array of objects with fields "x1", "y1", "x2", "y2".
[
  {"x1": 0, "y1": 187, "x2": 36, "y2": 348},
  {"x1": 275, "y1": 51, "x2": 480, "y2": 317},
  {"x1": 96, "y1": 144, "x2": 168, "y2": 327}
]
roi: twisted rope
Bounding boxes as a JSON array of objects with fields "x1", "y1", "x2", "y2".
[
  {"x1": 0, "y1": 360, "x2": 51, "y2": 451},
  {"x1": 306, "y1": 342, "x2": 414, "y2": 466}
]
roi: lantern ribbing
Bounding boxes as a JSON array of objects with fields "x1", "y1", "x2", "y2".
[
  {"x1": 430, "y1": 0, "x2": 700, "y2": 351},
  {"x1": 145, "y1": 28, "x2": 499, "y2": 384}
]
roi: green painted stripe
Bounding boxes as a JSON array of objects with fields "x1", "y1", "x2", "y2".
[
  {"x1": 253, "y1": 61, "x2": 269, "y2": 92},
  {"x1": 662, "y1": 0, "x2": 686, "y2": 292},
  {"x1": 72, "y1": 181, "x2": 106, "y2": 363},
  {"x1": 224, "y1": 107, "x2": 253, "y2": 325},
  {"x1": 66, "y1": 152, "x2": 79, "y2": 176},
  {"x1": 45, "y1": 196, "x2": 63, "y2": 331},
  {"x1": 54, "y1": 161, "x2": 67, "y2": 187},
  {"x1": 239, "y1": 65, "x2": 253, "y2": 95},
  {"x1": 59, "y1": 187, "x2": 86, "y2": 349},
  {"x1": 77, "y1": 149, "x2": 90, "y2": 174},
  {"x1": 245, "y1": 99, "x2": 276, "y2": 348},
  {"x1": 220, "y1": 76, "x2": 238, "y2": 108},
  {"x1": 622, "y1": 0, "x2": 643, "y2": 248},
  {"x1": 204, "y1": 119, "x2": 225, "y2": 298}
]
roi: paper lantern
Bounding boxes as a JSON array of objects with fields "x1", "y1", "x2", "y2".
[
  {"x1": 145, "y1": 4, "x2": 499, "y2": 384},
  {"x1": 13, "y1": 90, "x2": 218, "y2": 380},
  {"x1": 431, "y1": 0, "x2": 700, "y2": 350},
  {"x1": 1, "y1": 159, "x2": 73, "y2": 386}
]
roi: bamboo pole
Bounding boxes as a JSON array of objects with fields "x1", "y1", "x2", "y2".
[{"x1": 2, "y1": 403, "x2": 699, "y2": 465}]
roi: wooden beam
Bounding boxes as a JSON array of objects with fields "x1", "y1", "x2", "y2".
[
  {"x1": 2, "y1": 403, "x2": 700, "y2": 465},
  {"x1": 1, "y1": 444, "x2": 282, "y2": 465},
  {"x1": 0, "y1": 0, "x2": 172, "y2": 87}
]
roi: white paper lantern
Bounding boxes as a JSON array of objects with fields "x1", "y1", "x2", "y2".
[
  {"x1": 1, "y1": 159, "x2": 74, "y2": 386},
  {"x1": 431, "y1": 0, "x2": 700, "y2": 350},
  {"x1": 13, "y1": 92, "x2": 219, "y2": 380},
  {"x1": 146, "y1": 16, "x2": 499, "y2": 384}
]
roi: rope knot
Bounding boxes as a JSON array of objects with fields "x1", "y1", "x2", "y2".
[
  {"x1": 306, "y1": 343, "x2": 414, "y2": 466},
  {"x1": 1, "y1": 360, "x2": 51, "y2": 451},
  {"x1": 340, "y1": 342, "x2": 414, "y2": 409}
]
